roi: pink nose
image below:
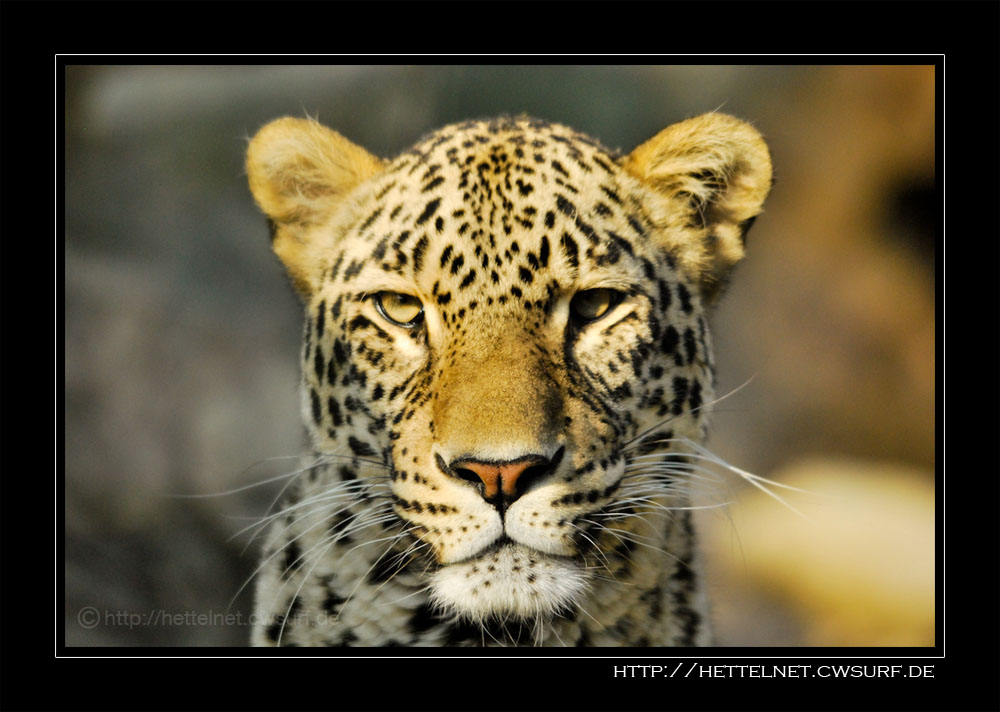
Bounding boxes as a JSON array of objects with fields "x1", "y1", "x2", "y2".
[
  {"x1": 447, "y1": 452, "x2": 558, "y2": 507},
  {"x1": 452, "y1": 459, "x2": 540, "y2": 500}
]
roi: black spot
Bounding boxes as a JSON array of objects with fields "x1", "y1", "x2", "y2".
[
  {"x1": 315, "y1": 300, "x2": 326, "y2": 338},
  {"x1": 560, "y1": 232, "x2": 579, "y2": 268},
  {"x1": 348, "y1": 436, "x2": 377, "y2": 458},
  {"x1": 518, "y1": 266, "x2": 534, "y2": 284},
  {"x1": 439, "y1": 244, "x2": 454, "y2": 269},
  {"x1": 544, "y1": 210, "x2": 555, "y2": 229},
  {"x1": 310, "y1": 389, "x2": 321, "y2": 424},
  {"x1": 574, "y1": 216, "x2": 598, "y2": 245},
  {"x1": 332, "y1": 339, "x2": 348, "y2": 365},
  {"x1": 444, "y1": 618, "x2": 487, "y2": 645},
  {"x1": 628, "y1": 214, "x2": 646, "y2": 237},
  {"x1": 677, "y1": 282, "x2": 693, "y2": 314},
  {"x1": 683, "y1": 327, "x2": 698, "y2": 364},
  {"x1": 343, "y1": 395, "x2": 362, "y2": 412},
  {"x1": 412, "y1": 234, "x2": 430, "y2": 274},
  {"x1": 671, "y1": 377, "x2": 689, "y2": 416},
  {"x1": 673, "y1": 606, "x2": 701, "y2": 646},
  {"x1": 592, "y1": 155, "x2": 614, "y2": 174},
  {"x1": 600, "y1": 185, "x2": 622, "y2": 204},
  {"x1": 459, "y1": 270, "x2": 477, "y2": 290},
  {"x1": 539, "y1": 235, "x2": 550, "y2": 267},
  {"x1": 688, "y1": 379, "x2": 702, "y2": 412},
  {"x1": 358, "y1": 206, "x2": 383, "y2": 233},
  {"x1": 375, "y1": 180, "x2": 398, "y2": 201},
  {"x1": 658, "y1": 280, "x2": 672, "y2": 310},
  {"x1": 343, "y1": 259, "x2": 364, "y2": 281},
  {"x1": 327, "y1": 356, "x2": 337, "y2": 384},
  {"x1": 450, "y1": 254, "x2": 465, "y2": 275},
  {"x1": 335, "y1": 630, "x2": 359, "y2": 647},
  {"x1": 329, "y1": 252, "x2": 345, "y2": 282},
  {"x1": 613, "y1": 534, "x2": 637, "y2": 560},
  {"x1": 610, "y1": 382, "x2": 632, "y2": 400},
  {"x1": 607, "y1": 230, "x2": 634, "y2": 256},
  {"x1": 280, "y1": 539, "x2": 302, "y2": 578},
  {"x1": 555, "y1": 194, "x2": 576, "y2": 218},
  {"x1": 348, "y1": 315, "x2": 378, "y2": 334},
  {"x1": 409, "y1": 604, "x2": 442, "y2": 634},
  {"x1": 324, "y1": 590, "x2": 346, "y2": 614},
  {"x1": 372, "y1": 236, "x2": 389, "y2": 261},
  {"x1": 313, "y1": 348, "x2": 325, "y2": 383},
  {"x1": 423, "y1": 175, "x2": 445, "y2": 192},
  {"x1": 415, "y1": 197, "x2": 442, "y2": 226},
  {"x1": 328, "y1": 397, "x2": 343, "y2": 427}
]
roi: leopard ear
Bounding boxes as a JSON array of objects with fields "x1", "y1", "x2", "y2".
[
  {"x1": 622, "y1": 112, "x2": 773, "y2": 302},
  {"x1": 246, "y1": 117, "x2": 385, "y2": 298}
]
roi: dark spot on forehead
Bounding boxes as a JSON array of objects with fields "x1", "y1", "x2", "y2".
[{"x1": 415, "y1": 197, "x2": 442, "y2": 226}]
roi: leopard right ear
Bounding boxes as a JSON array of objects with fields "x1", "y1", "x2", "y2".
[
  {"x1": 622, "y1": 112, "x2": 772, "y2": 303},
  {"x1": 246, "y1": 117, "x2": 385, "y2": 298}
]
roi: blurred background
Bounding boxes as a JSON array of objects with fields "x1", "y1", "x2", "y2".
[{"x1": 64, "y1": 65, "x2": 936, "y2": 647}]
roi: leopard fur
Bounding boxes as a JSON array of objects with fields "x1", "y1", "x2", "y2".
[{"x1": 244, "y1": 112, "x2": 772, "y2": 646}]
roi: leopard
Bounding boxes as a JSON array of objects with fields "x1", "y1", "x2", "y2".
[{"x1": 243, "y1": 111, "x2": 772, "y2": 646}]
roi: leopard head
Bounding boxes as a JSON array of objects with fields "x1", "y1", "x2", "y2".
[{"x1": 246, "y1": 113, "x2": 771, "y2": 627}]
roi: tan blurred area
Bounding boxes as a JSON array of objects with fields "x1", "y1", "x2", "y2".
[
  {"x1": 699, "y1": 459, "x2": 934, "y2": 646},
  {"x1": 701, "y1": 65, "x2": 936, "y2": 646}
]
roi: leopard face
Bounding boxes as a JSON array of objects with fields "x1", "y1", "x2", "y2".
[{"x1": 246, "y1": 113, "x2": 771, "y2": 646}]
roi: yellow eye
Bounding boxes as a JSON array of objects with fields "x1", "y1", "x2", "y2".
[
  {"x1": 570, "y1": 288, "x2": 622, "y2": 323},
  {"x1": 373, "y1": 292, "x2": 424, "y2": 327}
]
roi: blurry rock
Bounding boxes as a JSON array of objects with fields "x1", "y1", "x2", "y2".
[{"x1": 701, "y1": 458, "x2": 934, "y2": 646}]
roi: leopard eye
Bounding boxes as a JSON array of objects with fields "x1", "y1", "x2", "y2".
[
  {"x1": 570, "y1": 288, "x2": 623, "y2": 323},
  {"x1": 373, "y1": 292, "x2": 424, "y2": 327}
]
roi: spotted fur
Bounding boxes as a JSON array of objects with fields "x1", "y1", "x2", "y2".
[{"x1": 245, "y1": 113, "x2": 772, "y2": 646}]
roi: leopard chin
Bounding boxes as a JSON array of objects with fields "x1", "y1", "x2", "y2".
[{"x1": 427, "y1": 542, "x2": 590, "y2": 623}]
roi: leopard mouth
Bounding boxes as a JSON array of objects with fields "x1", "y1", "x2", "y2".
[
  {"x1": 427, "y1": 540, "x2": 590, "y2": 622},
  {"x1": 455, "y1": 533, "x2": 562, "y2": 563}
]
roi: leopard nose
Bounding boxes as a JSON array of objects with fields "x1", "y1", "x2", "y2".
[{"x1": 444, "y1": 448, "x2": 563, "y2": 509}]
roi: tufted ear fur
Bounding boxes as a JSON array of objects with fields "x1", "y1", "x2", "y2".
[
  {"x1": 246, "y1": 117, "x2": 385, "y2": 298},
  {"x1": 622, "y1": 112, "x2": 772, "y2": 303}
]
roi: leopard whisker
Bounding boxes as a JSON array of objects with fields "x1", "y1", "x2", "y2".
[
  {"x1": 621, "y1": 376, "x2": 758, "y2": 453},
  {"x1": 234, "y1": 493, "x2": 397, "y2": 610},
  {"x1": 236, "y1": 482, "x2": 393, "y2": 551}
]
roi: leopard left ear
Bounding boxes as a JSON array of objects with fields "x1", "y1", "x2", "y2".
[
  {"x1": 246, "y1": 117, "x2": 386, "y2": 299},
  {"x1": 622, "y1": 112, "x2": 773, "y2": 302}
]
